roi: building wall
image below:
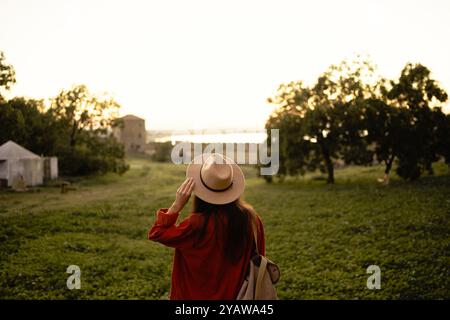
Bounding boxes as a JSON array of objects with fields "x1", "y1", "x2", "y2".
[
  {"x1": 8, "y1": 159, "x2": 24, "y2": 186},
  {"x1": 0, "y1": 161, "x2": 9, "y2": 181},
  {"x1": 43, "y1": 157, "x2": 58, "y2": 180},
  {"x1": 24, "y1": 159, "x2": 44, "y2": 186},
  {"x1": 6, "y1": 158, "x2": 44, "y2": 187},
  {"x1": 50, "y1": 157, "x2": 58, "y2": 179},
  {"x1": 116, "y1": 118, "x2": 146, "y2": 153}
]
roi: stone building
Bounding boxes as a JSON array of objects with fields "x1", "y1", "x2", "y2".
[{"x1": 114, "y1": 114, "x2": 147, "y2": 153}]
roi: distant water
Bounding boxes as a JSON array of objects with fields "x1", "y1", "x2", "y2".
[{"x1": 154, "y1": 132, "x2": 267, "y2": 144}]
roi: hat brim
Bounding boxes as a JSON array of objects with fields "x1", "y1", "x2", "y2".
[{"x1": 186, "y1": 154, "x2": 245, "y2": 205}]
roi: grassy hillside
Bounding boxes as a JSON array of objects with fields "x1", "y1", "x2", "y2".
[{"x1": 0, "y1": 159, "x2": 449, "y2": 299}]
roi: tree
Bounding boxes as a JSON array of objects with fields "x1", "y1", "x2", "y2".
[
  {"x1": 264, "y1": 108, "x2": 311, "y2": 182},
  {"x1": 50, "y1": 85, "x2": 127, "y2": 176},
  {"x1": 0, "y1": 53, "x2": 128, "y2": 177},
  {"x1": 386, "y1": 63, "x2": 448, "y2": 180},
  {"x1": 365, "y1": 98, "x2": 411, "y2": 183},
  {"x1": 52, "y1": 84, "x2": 121, "y2": 148},
  {"x1": 0, "y1": 51, "x2": 16, "y2": 102},
  {"x1": 266, "y1": 57, "x2": 378, "y2": 183},
  {"x1": 57, "y1": 133, "x2": 128, "y2": 176},
  {"x1": 265, "y1": 81, "x2": 311, "y2": 181},
  {"x1": 266, "y1": 58, "x2": 449, "y2": 184},
  {"x1": 0, "y1": 97, "x2": 60, "y2": 155},
  {"x1": 434, "y1": 111, "x2": 450, "y2": 166}
]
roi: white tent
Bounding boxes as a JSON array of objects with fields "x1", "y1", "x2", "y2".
[{"x1": 0, "y1": 140, "x2": 44, "y2": 187}]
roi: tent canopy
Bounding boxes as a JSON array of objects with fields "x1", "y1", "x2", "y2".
[{"x1": 0, "y1": 140, "x2": 40, "y2": 160}]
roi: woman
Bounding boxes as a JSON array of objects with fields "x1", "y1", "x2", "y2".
[{"x1": 148, "y1": 153, "x2": 265, "y2": 300}]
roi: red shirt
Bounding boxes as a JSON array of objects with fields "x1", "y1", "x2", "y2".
[{"x1": 148, "y1": 208, "x2": 265, "y2": 300}]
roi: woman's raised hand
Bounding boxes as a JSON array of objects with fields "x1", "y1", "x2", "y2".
[{"x1": 169, "y1": 177, "x2": 195, "y2": 214}]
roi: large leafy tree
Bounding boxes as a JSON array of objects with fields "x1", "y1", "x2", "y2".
[
  {"x1": 264, "y1": 108, "x2": 310, "y2": 182},
  {"x1": 364, "y1": 98, "x2": 409, "y2": 183},
  {"x1": 434, "y1": 111, "x2": 450, "y2": 165},
  {"x1": 0, "y1": 53, "x2": 128, "y2": 176},
  {"x1": 267, "y1": 57, "x2": 378, "y2": 183},
  {"x1": 0, "y1": 97, "x2": 60, "y2": 155},
  {"x1": 265, "y1": 81, "x2": 311, "y2": 181},
  {"x1": 50, "y1": 85, "x2": 127, "y2": 175},
  {"x1": 265, "y1": 60, "x2": 449, "y2": 184},
  {"x1": 0, "y1": 52, "x2": 58, "y2": 154},
  {"x1": 386, "y1": 63, "x2": 448, "y2": 180},
  {"x1": 51, "y1": 84, "x2": 121, "y2": 148},
  {"x1": 0, "y1": 51, "x2": 15, "y2": 102}
]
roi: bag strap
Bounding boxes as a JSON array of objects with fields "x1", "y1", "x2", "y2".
[
  {"x1": 255, "y1": 256, "x2": 268, "y2": 300},
  {"x1": 251, "y1": 211, "x2": 259, "y2": 255},
  {"x1": 250, "y1": 211, "x2": 267, "y2": 299}
]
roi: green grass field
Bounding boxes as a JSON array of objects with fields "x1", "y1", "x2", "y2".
[{"x1": 0, "y1": 158, "x2": 449, "y2": 299}]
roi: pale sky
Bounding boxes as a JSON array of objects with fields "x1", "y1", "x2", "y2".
[{"x1": 1, "y1": 0, "x2": 450, "y2": 130}]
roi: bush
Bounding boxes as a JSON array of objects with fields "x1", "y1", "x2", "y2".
[
  {"x1": 150, "y1": 142, "x2": 173, "y2": 162},
  {"x1": 58, "y1": 136, "x2": 129, "y2": 176}
]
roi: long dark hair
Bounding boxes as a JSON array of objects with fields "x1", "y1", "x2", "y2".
[{"x1": 192, "y1": 195, "x2": 255, "y2": 263}]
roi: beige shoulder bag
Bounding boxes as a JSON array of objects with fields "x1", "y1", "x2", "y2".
[{"x1": 236, "y1": 214, "x2": 280, "y2": 300}]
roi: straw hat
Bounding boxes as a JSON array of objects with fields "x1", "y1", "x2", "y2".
[{"x1": 186, "y1": 153, "x2": 245, "y2": 205}]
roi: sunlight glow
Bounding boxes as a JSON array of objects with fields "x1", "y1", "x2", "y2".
[{"x1": 1, "y1": 0, "x2": 449, "y2": 130}]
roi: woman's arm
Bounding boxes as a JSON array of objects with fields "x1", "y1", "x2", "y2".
[
  {"x1": 147, "y1": 178, "x2": 195, "y2": 249},
  {"x1": 147, "y1": 208, "x2": 193, "y2": 248},
  {"x1": 167, "y1": 177, "x2": 194, "y2": 215}
]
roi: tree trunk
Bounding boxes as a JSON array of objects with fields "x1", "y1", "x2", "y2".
[
  {"x1": 379, "y1": 154, "x2": 395, "y2": 185},
  {"x1": 70, "y1": 121, "x2": 78, "y2": 147},
  {"x1": 325, "y1": 155, "x2": 334, "y2": 184},
  {"x1": 319, "y1": 139, "x2": 334, "y2": 184},
  {"x1": 385, "y1": 154, "x2": 395, "y2": 175}
]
